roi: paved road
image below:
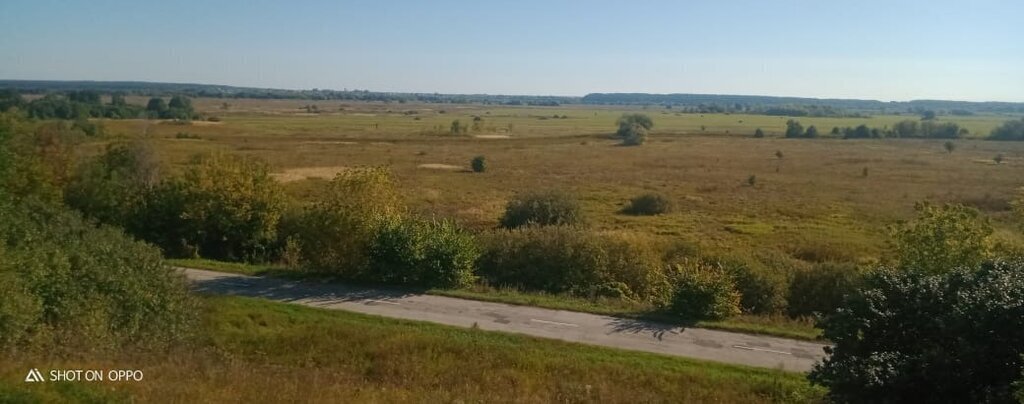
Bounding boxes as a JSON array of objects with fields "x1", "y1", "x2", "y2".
[{"x1": 182, "y1": 268, "x2": 828, "y2": 372}]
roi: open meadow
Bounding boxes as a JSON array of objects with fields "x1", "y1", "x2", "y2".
[{"x1": 100, "y1": 99, "x2": 1024, "y2": 265}]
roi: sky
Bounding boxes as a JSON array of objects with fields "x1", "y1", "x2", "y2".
[{"x1": 1, "y1": 0, "x2": 1023, "y2": 102}]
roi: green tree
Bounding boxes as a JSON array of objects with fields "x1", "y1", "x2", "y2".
[
  {"x1": 990, "y1": 118, "x2": 1024, "y2": 141},
  {"x1": 146, "y1": 97, "x2": 167, "y2": 114},
  {"x1": 784, "y1": 119, "x2": 804, "y2": 138},
  {"x1": 890, "y1": 202, "x2": 992, "y2": 274},
  {"x1": 804, "y1": 125, "x2": 819, "y2": 138},
  {"x1": 291, "y1": 167, "x2": 404, "y2": 275},
  {"x1": 471, "y1": 155, "x2": 486, "y2": 173},
  {"x1": 944, "y1": 140, "x2": 956, "y2": 153},
  {"x1": 368, "y1": 218, "x2": 479, "y2": 288},
  {"x1": 65, "y1": 142, "x2": 161, "y2": 229},
  {"x1": 810, "y1": 261, "x2": 1024, "y2": 403},
  {"x1": 753, "y1": 128, "x2": 765, "y2": 138},
  {"x1": 616, "y1": 113, "x2": 653, "y2": 146},
  {"x1": 146, "y1": 153, "x2": 285, "y2": 260}
]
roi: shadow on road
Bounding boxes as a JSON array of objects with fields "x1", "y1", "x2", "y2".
[
  {"x1": 606, "y1": 317, "x2": 690, "y2": 341},
  {"x1": 190, "y1": 275, "x2": 419, "y2": 305}
]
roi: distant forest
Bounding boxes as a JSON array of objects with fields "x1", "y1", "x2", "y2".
[{"x1": 3, "y1": 80, "x2": 1024, "y2": 116}]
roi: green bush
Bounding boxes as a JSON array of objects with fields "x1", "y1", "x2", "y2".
[
  {"x1": 786, "y1": 262, "x2": 863, "y2": 318},
  {"x1": 622, "y1": 193, "x2": 673, "y2": 215},
  {"x1": 708, "y1": 255, "x2": 788, "y2": 315},
  {"x1": 477, "y1": 227, "x2": 669, "y2": 303},
  {"x1": 811, "y1": 261, "x2": 1024, "y2": 403},
  {"x1": 0, "y1": 197, "x2": 193, "y2": 351},
  {"x1": 142, "y1": 153, "x2": 285, "y2": 261},
  {"x1": 500, "y1": 189, "x2": 584, "y2": 229},
  {"x1": 471, "y1": 155, "x2": 486, "y2": 173},
  {"x1": 669, "y1": 259, "x2": 742, "y2": 320},
  {"x1": 291, "y1": 167, "x2": 403, "y2": 276},
  {"x1": 368, "y1": 218, "x2": 479, "y2": 288},
  {"x1": 890, "y1": 202, "x2": 992, "y2": 274},
  {"x1": 65, "y1": 142, "x2": 160, "y2": 230}
]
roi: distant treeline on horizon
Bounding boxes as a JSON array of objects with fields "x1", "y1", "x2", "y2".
[{"x1": 2, "y1": 80, "x2": 1024, "y2": 115}]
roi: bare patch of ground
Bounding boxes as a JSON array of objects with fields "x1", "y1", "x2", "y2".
[
  {"x1": 271, "y1": 166, "x2": 348, "y2": 182},
  {"x1": 417, "y1": 163, "x2": 465, "y2": 171},
  {"x1": 474, "y1": 134, "x2": 511, "y2": 139}
]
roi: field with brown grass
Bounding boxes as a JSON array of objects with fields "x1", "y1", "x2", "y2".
[{"x1": 95, "y1": 99, "x2": 1024, "y2": 265}]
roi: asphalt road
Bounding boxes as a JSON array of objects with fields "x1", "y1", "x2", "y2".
[{"x1": 182, "y1": 268, "x2": 828, "y2": 372}]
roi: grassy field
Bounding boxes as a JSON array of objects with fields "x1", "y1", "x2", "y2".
[
  {"x1": 101, "y1": 100, "x2": 1024, "y2": 260},
  {"x1": 1, "y1": 296, "x2": 823, "y2": 403}
]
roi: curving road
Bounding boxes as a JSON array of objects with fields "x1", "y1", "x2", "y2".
[{"x1": 182, "y1": 268, "x2": 828, "y2": 372}]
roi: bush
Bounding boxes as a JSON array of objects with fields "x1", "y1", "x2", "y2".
[
  {"x1": 65, "y1": 142, "x2": 160, "y2": 230},
  {"x1": 471, "y1": 155, "x2": 486, "y2": 173},
  {"x1": 668, "y1": 259, "x2": 741, "y2": 320},
  {"x1": 291, "y1": 167, "x2": 403, "y2": 276},
  {"x1": 990, "y1": 118, "x2": 1024, "y2": 141},
  {"x1": 500, "y1": 189, "x2": 584, "y2": 229},
  {"x1": 142, "y1": 153, "x2": 285, "y2": 261},
  {"x1": 786, "y1": 262, "x2": 863, "y2": 318},
  {"x1": 810, "y1": 261, "x2": 1024, "y2": 403},
  {"x1": 0, "y1": 197, "x2": 194, "y2": 351},
  {"x1": 753, "y1": 128, "x2": 765, "y2": 138},
  {"x1": 616, "y1": 113, "x2": 652, "y2": 146},
  {"x1": 708, "y1": 255, "x2": 788, "y2": 315},
  {"x1": 477, "y1": 227, "x2": 670, "y2": 303},
  {"x1": 368, "y1": 218, "x2": 479, "y2": 288},
  {"x1": 784, "y1": 119, "x2": 804, "y2": 138},
  {"x1": 622, "y1": 193, "x2": 673, "y2": 215},
  {"x1": 890, "y1": 202, "x2": 992, "y2": 274}
]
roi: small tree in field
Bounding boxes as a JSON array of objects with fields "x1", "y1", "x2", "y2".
[
  {"x1": 753, "y1": 128, "x2": 765, "y2": 138},
  {"x1": 784, "y1": 119, "x2": 804, "y2": 138},
  {"x1": 944, "y1": 141, "x2": 956, "y2": 154},
  {"x1": 616, "y1": 113, "x2": 653, "y2": 146},
  {"x1": 804, "y1": 125, "x2": 820, "y2": 138},
  {"x1": 471, "y1": 156, "x2": 486, "y2": 172}
]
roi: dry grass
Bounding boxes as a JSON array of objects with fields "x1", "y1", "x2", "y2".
[
  {"x1": 270, "y1": 166, "x2": 349, "y2": 183},
  {"x1": 0, "y1": 296, "x2": 823, "y2": 403}
]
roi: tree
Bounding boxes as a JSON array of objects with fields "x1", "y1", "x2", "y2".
[
  {"x1": 616, "y1": 113, "x2": 653, "y2": 146},
  {"x1": 944, "y1": 140, "x2": 956, "y2": 153},
  {"x1": 810, "y1": 261, "x2": 1024, "y2": 403},
  {"x1": 145, "y1": 153, "x2": 285, "y2": 260},
  {"x1": 146, "y1": 97, "x2": 167, "y2": 113},
  {"x1": 990, "y1": 118, "x2": 1024, "y2": 141},
  {"x1": 784, "y1": 119, "x2": 804, "y2": 138},
  {"x1": 471, "y1": 155, "x2": 486, "y2": 173},
  {"x1": 0, "y1": 89, "x2": 24, "y2": 112},
  {"x1": 921, "y1": 110, "x2": 937, "y2": 120},
  {"x1": 804, "y1": 125, "x2": 819, "y2": 138},
  {"x1": 65, "y1": 142, "x2": 161, "y2": 230},
  {"x1": 753, "y1": 128, "x2": 765, "y2": 138},
  {"x1": 449, "y1": 120, "x2": 464, "y2": 135},
  {"x1": 890, "y1": 202, "x2": 992, "y2": 274}
]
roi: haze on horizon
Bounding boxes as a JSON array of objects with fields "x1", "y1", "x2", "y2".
[{"x1": 1, "y1": 0, "x2": 1022, "y2": 102}]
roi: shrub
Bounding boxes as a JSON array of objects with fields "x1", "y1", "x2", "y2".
[
  {"x1": 0, "y1": 196, "x2": 194, "y2": 351},
  {"x1": 65, "y1": 142, "x2": 160, "y2": 230},
  {"x1": 291, "y1": 167, "x2": 403, "y2": 276},
  {"x1": 784, "y1": 119, "x2": 804, "y2": 138},
  {"x1": 753, "y1": 128, "x2": 765, "y2": 138},
  {"x1": 810, "y1": 261, "x2": 1024, "y2": 403},
  {"x1": 890, "y1": 202, "x2": 992, "y2": 274},
  {"x1": 622, "y1": 193, "x2": 673, "y2": 215},
  {"x1": 143, "y1": 153, "x2": 285, "y2": 261},
  {"x1": 616, "y1": 113, "x2": 652, "y2": 146},
  {"x1": 708, "y1": 255, "x2": 788, "y2": 315},
  {"x1": 477, "y1": 227, "x2": 669, "y2": 303},
  {"x1": 471, "y1": 155, "x2": 486, "y2": 173},
  {"x1": 368, "y1": 218, "x2": 479, "y2": 289},
  {"x1": 787, "y1": 262, "x2": 863, "y2": 318},
  {"x1": 500, "y1": 189, "x2": 584, "y2": 229},
  {"x1": 668, "y1": 259, "x2": 741, "y2": 320},
  {"x1": 990, "y1": 118, "x2": 1024, "y2": 141}
]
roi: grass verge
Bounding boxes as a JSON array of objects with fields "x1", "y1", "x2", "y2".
[
  {"x1": 2, "y1": 295, "x2": 823, "y2": 402},
  {"x1": 170, "y1": 258, "x2": 822, "y2": 340}
]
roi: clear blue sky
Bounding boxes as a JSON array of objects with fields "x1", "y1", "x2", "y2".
[{"x1": 2, "y1": 0, "x2": 1022, "y2": 101}]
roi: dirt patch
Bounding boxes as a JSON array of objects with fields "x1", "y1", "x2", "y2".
[
  {"x1": 474, "y1": 134, "x2": 511, "y2": 139},
  {"x1": 189, "y1": 121, "x2": 224, "y2": 126},
  {"x1": 271, "y1": 166, "x2": 348, "y2": 183},
  {"x1": 302, "y1": 141, "x2": 357, "y2": 145},
  {"x1": 417, "y1": 163, "x2": 465, "y2": 171}
]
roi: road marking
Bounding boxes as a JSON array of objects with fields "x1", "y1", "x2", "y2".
[
  {"x1": 731, "y1": 345, "x2": 792, "y2": 355},
  {"x1": 367, "y1": 299, "x2": 401, "y2": 305},
  {"x1": 530, "y1": 319, "x2": 578, "y2": 327}
]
